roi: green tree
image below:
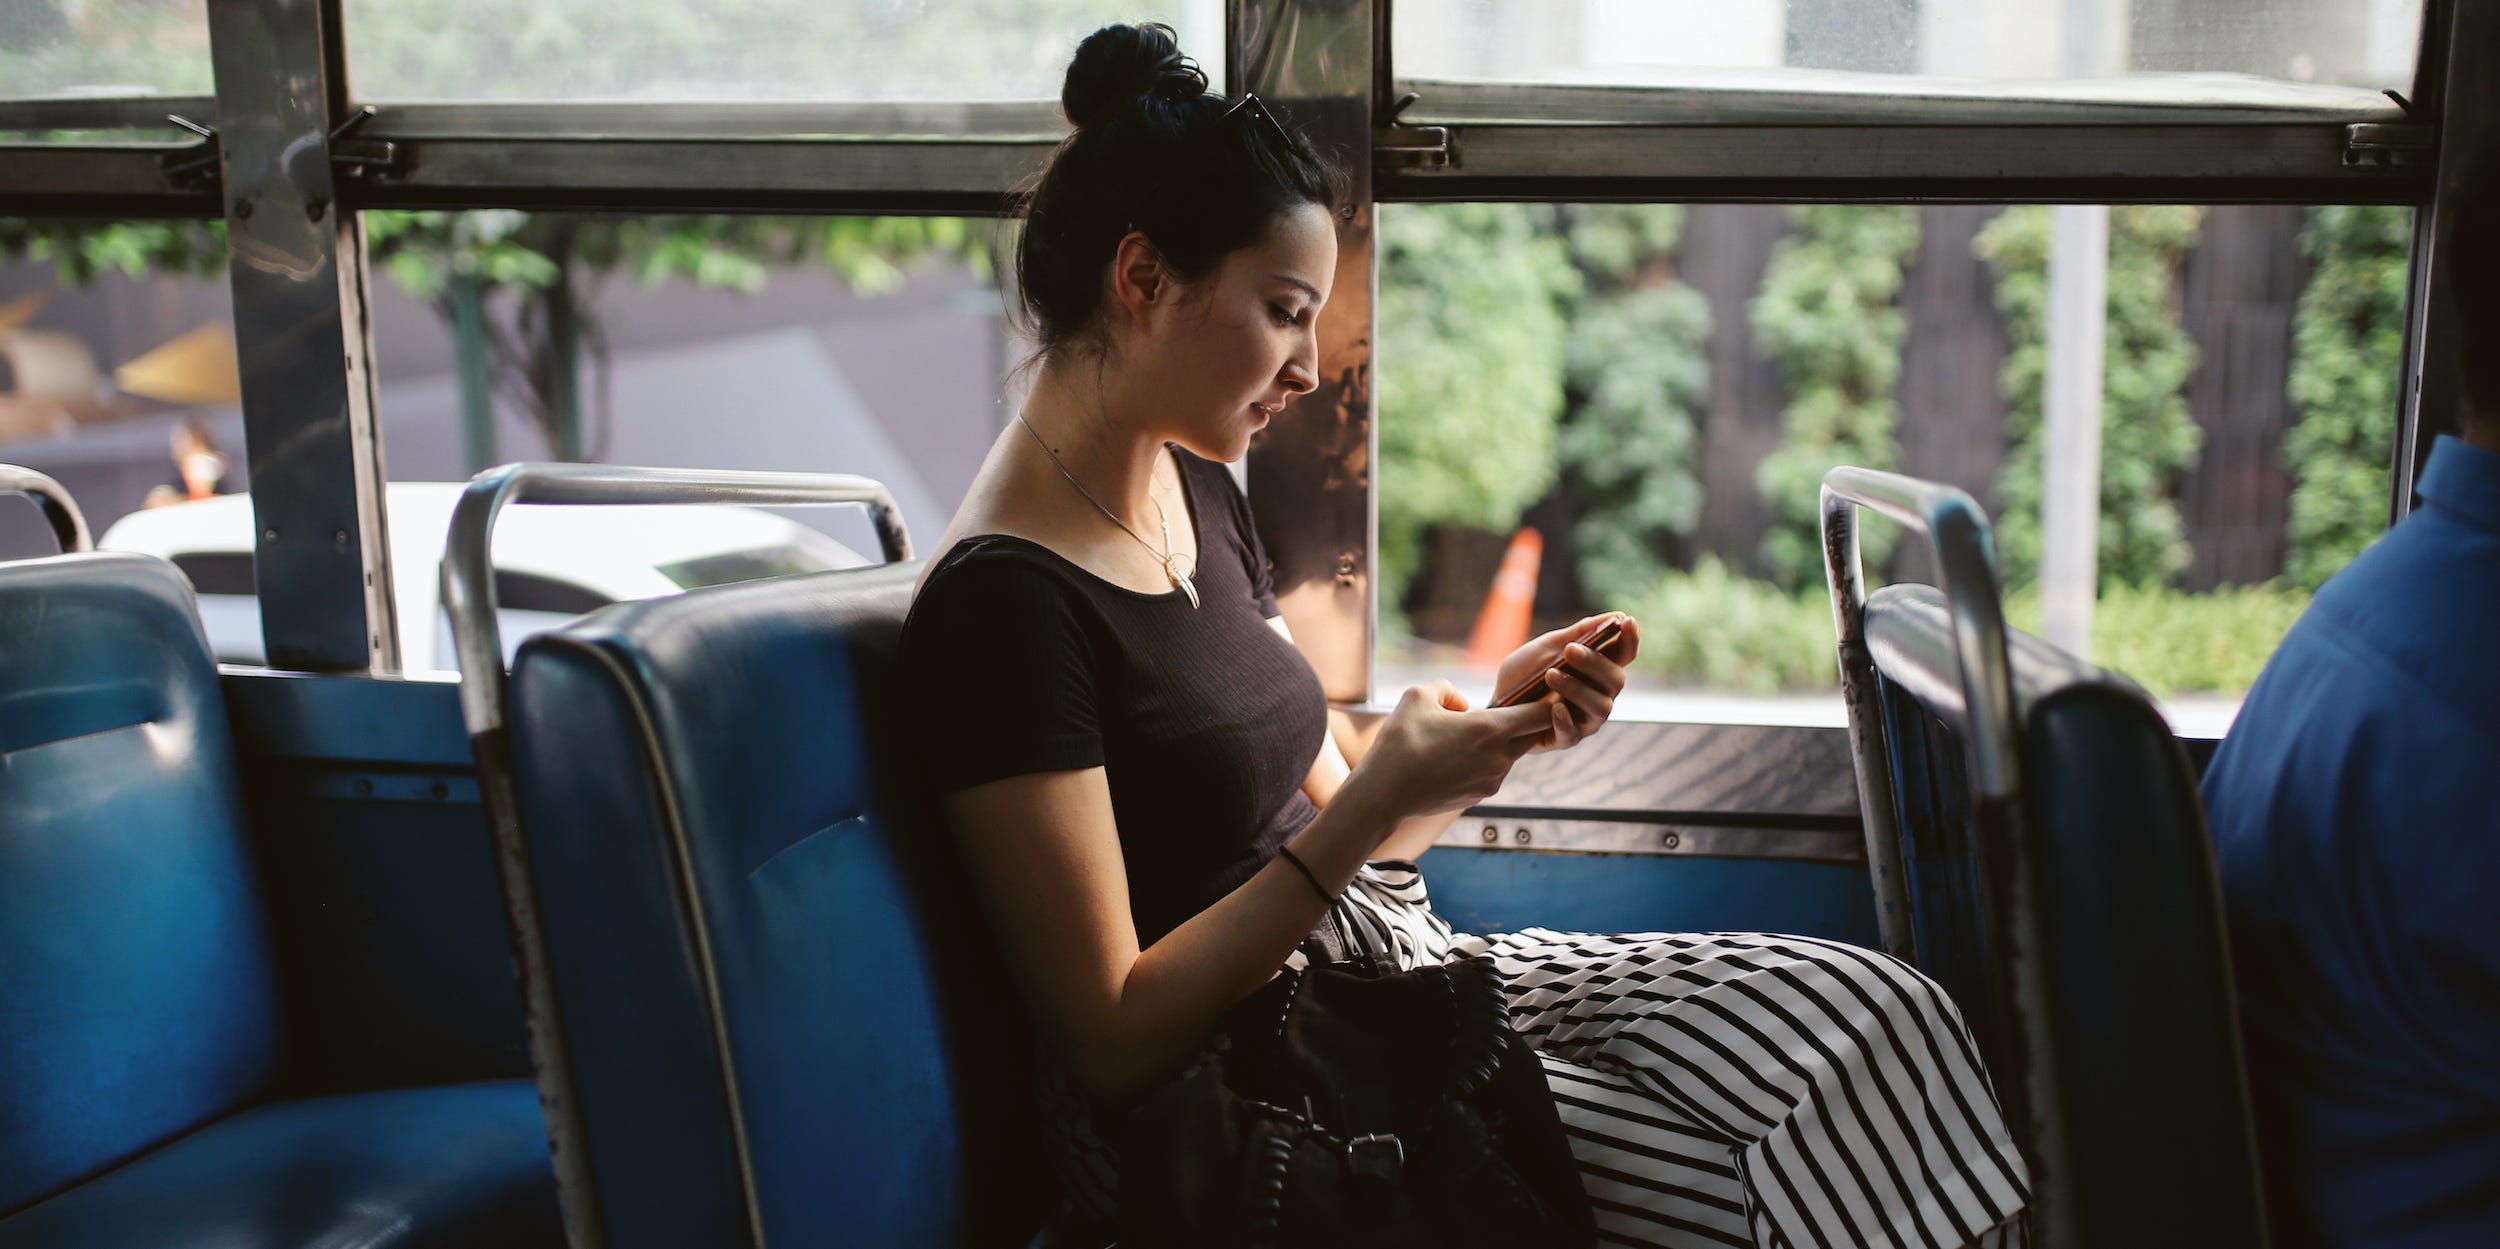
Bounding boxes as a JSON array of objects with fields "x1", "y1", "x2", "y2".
[
  {"x1": 1976, "y1": 205, "x2": 2204, "y2": 589},
  {"x1": 1751, "y1": 205, "x2": 1921, "y2": 590},
  {"x1": 1556, "y1": 205, "x2": 1712, "y2": 603},
  {"x1": 2284, "y1": 204, "x2": 2409, "y2": 590},
  {"x1": 1375, "y1": 202, "x2": 1578, "y2": 608}
]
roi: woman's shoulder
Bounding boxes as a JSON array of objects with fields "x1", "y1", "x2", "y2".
[{"x1": 914, "y1": 534, "x2": 1085, "y2": 610}]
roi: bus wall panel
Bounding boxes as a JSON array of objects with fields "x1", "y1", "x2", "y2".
[
  {"x1": 1421, "y1": 851, "x2": 1882, "y2": 948},
  {"x1": 224, "y1": 674, "x2": 532, "y2": 1094}
]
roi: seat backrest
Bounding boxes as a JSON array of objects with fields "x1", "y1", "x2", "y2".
[
  {"x1": 1864, "y1": 584, "x2": 2266, "y2": 1248},
  {"x1": 507, "y1": 560, "x2": 1041, "y2": 1249},
  {"x1": 0, "y1": 552, "x2": 281, "y2": 1215}
]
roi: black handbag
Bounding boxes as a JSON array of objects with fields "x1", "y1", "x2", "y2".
[{"x1": 1115, "y1": 910, "x2": 1599, "y2": 1249}]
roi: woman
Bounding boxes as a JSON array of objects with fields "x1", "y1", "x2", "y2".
[{"x1": 898, "y1": 24, "x2": 2029, "y2": 1248}]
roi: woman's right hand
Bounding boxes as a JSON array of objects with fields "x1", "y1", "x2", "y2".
[{"x1": 1342, "y1": 681, "x2": 1560, "y2": 831}]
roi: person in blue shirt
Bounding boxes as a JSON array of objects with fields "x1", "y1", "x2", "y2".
[{"x1": 2200, "y1": 205, "x2": 2500, "y2": 1245}]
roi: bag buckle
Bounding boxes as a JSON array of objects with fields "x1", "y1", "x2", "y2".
[{"x1": 1344, "y1": 1132, "x2": 1405, "y2": 1189}]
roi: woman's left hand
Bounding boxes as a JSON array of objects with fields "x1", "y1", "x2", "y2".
[{"x1": 1492, "y1": 613, "x2": 1642, "y2": 753}]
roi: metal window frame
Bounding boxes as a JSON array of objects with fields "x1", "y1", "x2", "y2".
[{"x1": 0, "y1": 0, "x2": 2480, "y2": 717}]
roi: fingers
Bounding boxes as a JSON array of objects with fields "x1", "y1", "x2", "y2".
[
  {"x1": 1555, "y1": 640, "x2": 1628, "y2": 695},
  {"x1": 1608, "y1": 613, "x2": 1643, "y2": 665},
  {"x1": 1484, "y1": 698, "x2": 1562, "y2": 743},
  {"x1": 1545, "y1": 665, "x2": 1616, "y2": 736}
]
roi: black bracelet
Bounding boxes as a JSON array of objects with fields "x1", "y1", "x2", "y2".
[{"x1": 1274, "y1": 845, "x2": 1338, "y2": 904}]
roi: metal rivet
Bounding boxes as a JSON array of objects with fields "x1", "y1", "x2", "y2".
[
  {"x1": 1480, "y1": 824, "x2": 1498, "y2": 844},
  {"x1": 234, "y1": 198, "x2": 253, "y2": 220},
  {"x1": 353, "y1": 777, "x2": 373, "y2": 797},
  {"x1": 1662, "y1": 831, "x2": 1682, "y2": 850},
  {"x1": 1513, "y1": 827, "x2": 1531, "y2": 846},
  {"x1": 261, "y1": 526, "x2": 279, "y2": 543},
  {"x1": 333, "y1": 529, "x2": 349, "y2": 551}
]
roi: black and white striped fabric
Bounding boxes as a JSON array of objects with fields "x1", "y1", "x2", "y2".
[{"x1": 1048, "y1": 863, "x2": 2032, "y2": 1249}]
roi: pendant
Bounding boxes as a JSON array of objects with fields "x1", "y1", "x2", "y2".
[{"x1": 1166, "y1": 558, "x2": 1201, "y2": 609}]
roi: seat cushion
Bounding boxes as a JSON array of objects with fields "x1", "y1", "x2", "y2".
[{"x1": 0, "y1": 1081, "x2": 562, "y2": 1249}]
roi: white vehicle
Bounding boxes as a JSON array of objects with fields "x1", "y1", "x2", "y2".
[{"x1": 100, "y1": 482, "x2": 870, "y2": 673}]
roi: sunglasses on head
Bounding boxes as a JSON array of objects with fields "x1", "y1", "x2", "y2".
[{"x1": 1220, "y1": 92, "x2": 1295, "y2": 152}]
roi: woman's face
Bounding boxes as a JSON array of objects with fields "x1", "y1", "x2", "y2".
[{"x1": 1124, "y1": 200, "x2": 1336, "y2": 461}]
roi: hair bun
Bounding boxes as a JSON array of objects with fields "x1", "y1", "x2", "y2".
[{"x1": 1062, "y1": 22, "x2": 1207, "y2": 131}]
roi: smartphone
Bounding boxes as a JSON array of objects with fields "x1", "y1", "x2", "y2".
[{"x1": 1491, "y1": 617, "x2": 1630, "y2": 709}]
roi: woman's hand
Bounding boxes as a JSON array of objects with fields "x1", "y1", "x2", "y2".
[
  {"x1": 1493, "y1": 613, "x2": 1643, "y2": 753},
  {"x1": 1338, "y1": 681, "x2": 1555, "y2": 832}
]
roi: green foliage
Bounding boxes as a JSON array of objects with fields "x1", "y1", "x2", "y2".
[
  {"x1": 1976, "y1": 205, "x2": 2204, "y2": 590},
  {"x1": 1621, "y1": 557, "x2": 1833, "y2": 695},
  {"x1": 2285, "y1": 205, "x2": 2409, "y2": 590},
  {"x1": 1556, "y1": 205, "x2": 1713, "y2": 604},
  {"x1": 1617, "y1": 562, "x2": 2306, "y2": 698},
  {"x1": 1751, "y1": 205, "x2": 1921, "y2": 590},
  {"x1": 0, "y1": 219, "x2": 228, "y2": 285},
  {"x1": 1375, "y1": 203, "x2": 1578, "y2": 604},
  {"x1": 2007, "y1": 580, "x2": 2309, "y2": 698}
]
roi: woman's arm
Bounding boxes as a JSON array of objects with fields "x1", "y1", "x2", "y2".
[
  {"x1": 946, "y1": 763, "x2": 1395, "y2": 1100},
  {"x1": 1273, "y1": 617, "x2": 1464, "y2": 861},
  {"x1": 950, "y1": 681, "x2": 1553, "y2": 1101}
]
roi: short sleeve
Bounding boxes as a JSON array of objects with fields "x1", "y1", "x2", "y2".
[
  {"x1": 899, "y1": 552, "x2": 1105, "y2": 794},
  {"x1": 1213, "y1": 460, "x2": 1282, "y2": 619}
]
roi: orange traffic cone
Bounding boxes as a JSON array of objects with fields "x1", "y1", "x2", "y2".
[{"x1": 1464, "y1": 527, "x2": 1542, "y2": 670}]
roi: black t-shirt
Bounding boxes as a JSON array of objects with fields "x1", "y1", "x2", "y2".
[{"x1": 899, "y1": 447, "x2": 1328, "y2": 945}]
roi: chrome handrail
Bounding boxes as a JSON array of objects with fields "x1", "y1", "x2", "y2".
[
  {"x1": 441, "y1": 461, "x2": 911, "y2": 1249},
  {"x1": 1819, "y1": 464, "x2": 2073, "y2": 1249},
  {"x1": 443, "y1": 461, "x2": 910, "y2": 736},
  {"x1": 0, "y1": 464, "x2": 93, "y2": 554}
]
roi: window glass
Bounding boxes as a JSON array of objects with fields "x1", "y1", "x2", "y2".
[
  {"x1": 0, "y1": 217, "x2": 239, "y2": 563},
  {"x1": 1396, "y1": 0, "x2": 2420, "y2": 102},
  {"x1": 0, "y1": 0, "x2": 215, "y2": 101},
  {"x1": 343, "y1": 0, "x2": 1226, "y2": 103},
  {"x1": 1374, "y1": 200, "x2": 2411, "y2": 735},
  {"x1": 363, "y1": 208, "x2": 1006, "y2": 671}
]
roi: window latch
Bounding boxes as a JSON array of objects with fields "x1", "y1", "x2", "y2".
[
  {"x1": 1375, "y1": 91, "x2": 1454, "y2": 171},
  {"x1": 160, "y1": 114, "x2": 220, "y2": 192},
  {"x1": 329, "y1": 106, "x2": 405, "y2": 182},
  {"x1": 2343, "y1": 123, "x2": 2432, "y2": 167}
]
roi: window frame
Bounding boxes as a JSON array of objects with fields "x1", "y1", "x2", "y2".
[{"x1": 0, "y1": 0, "x2": 2477, "y2": 713}]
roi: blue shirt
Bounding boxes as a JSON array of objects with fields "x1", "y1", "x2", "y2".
[{"x1": 2202, "y1": 435, "x2": 2500, "y2": 1249}]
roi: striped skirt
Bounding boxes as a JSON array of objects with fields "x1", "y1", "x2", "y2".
[{"x1": 1047, "y1": 863, "x2": 2032, "y2": 1249}]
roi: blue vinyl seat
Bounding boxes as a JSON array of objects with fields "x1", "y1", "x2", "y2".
[
  {"x1": 505, "y1": 560, "x2": 1045, "y2": 1249},
  {"x1": 1822, "y1": 466, "x2": 2265, "y2": 1248},
  {"x1": 0, "y1": 552, "x2": 561, "y2": 1248}
]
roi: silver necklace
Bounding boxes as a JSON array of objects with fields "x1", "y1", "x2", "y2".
[{"x1": 1016, "y1": 415, "x2": 1199, "y2": 608}]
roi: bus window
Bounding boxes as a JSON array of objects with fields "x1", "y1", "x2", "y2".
[
  {"x1": 1376, "y1": 200, "x2": 2410, "y2": 737},
  {"x1": 0, "y1": 0, "x2": 215, "y2": 101},
  {"x1": 0, "y1": 217, "x2": 239, "y2": 559},
  {"x1": 1395, "y1": 0, "x2": 2420, "y2": 99},
  {"x1": 340, "y1": 0, "x2": 1227, "y2": 103}
]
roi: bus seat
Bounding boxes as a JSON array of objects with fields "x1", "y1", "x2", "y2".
[
  {"x1": 1859, "y1": 583, "x2": 2267, "y2": 1248},
  {"x1": 506, "y1": 560, "x2": 1044, "y2": 1249},
  {"x1": 0, "y1": 552, "x2": 561, "y2": 1247}
]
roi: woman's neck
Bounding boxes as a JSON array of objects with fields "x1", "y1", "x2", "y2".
[{"x1": 1017, "y1": 358, "x2": 1171, "y2": 529}]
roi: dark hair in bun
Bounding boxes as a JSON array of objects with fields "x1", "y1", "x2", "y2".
[{"x1": 1014, "y1": 22, "x2": 1347, "y2": 363}]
